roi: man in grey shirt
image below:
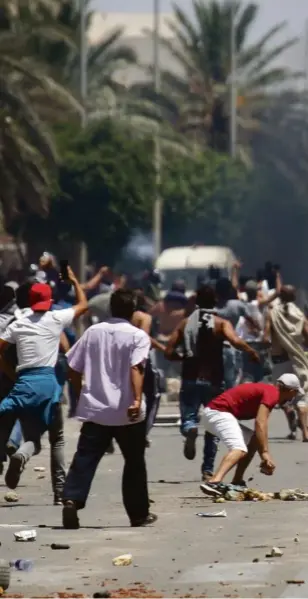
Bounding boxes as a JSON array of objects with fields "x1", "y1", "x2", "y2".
[{"x1": 215, "y1": 278, "x2": 256, "y2": 388}]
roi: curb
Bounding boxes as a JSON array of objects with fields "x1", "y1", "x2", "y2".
[{"x1": 154, "y1": 414, "x2": 180, "y2": 426}]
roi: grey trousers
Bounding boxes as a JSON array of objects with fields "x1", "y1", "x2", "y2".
[{"x1": 0, "y1": 403, "x2": 65, "y2": 498}]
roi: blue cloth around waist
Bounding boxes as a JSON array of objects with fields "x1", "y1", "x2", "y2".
[{"x1": 0, "y1": 366, "x2": 61, "y2": 430}]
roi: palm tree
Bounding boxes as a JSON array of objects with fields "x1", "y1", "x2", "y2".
[
  {"x1": 0, "y1": 0, "x2": 81, "y2": 225},
  {"x1": 28, "y1": 0, "x2": 137, "y2": 115},
  {"x1": 131, "y1": 0, "x2": 300, "y2": 158}
]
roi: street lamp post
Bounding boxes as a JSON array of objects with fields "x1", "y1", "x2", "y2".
[
  {"x1": 80, "y1": 0, "x2": 88, "y2": 129},
  {"x1": 79, "y1": 0, "x2": 88, "y2": 282},
  {"x1": 153, "y1": 0, "x2": 162, "y2": 262},
  {"x1": 230, "y1": 0, "x2": 237, "y2": 158}
]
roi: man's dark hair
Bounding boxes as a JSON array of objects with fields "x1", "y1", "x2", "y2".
[
  {"x1": 216, "y1": 277, "x2": 233, "y2": 301},
  {"x1": 110, "y1": 289, "x2": 137, "y2": 320},
  {"x1": 16, "y1": 282, "x2": 32, "y2": 309},
  {"x1": 245, "y1": 279, "x2": 258, "y2": 302},
  {"x1": 0, "y1": 285, "x2": 15, "y2": 312},
  {"x1": 196, "y1": 284, "x2": 216, "y2": 309}
]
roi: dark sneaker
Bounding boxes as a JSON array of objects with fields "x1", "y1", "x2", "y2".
[
  {"x1": 5, "y1": 454, "x2": 25, "y2": 489},
  {"x1": 6, "y1": 443, "x2": 18, "y2": 458},
  {"x1": 200, "y1": 482, "x2": 223, "y2": 497},
  {"x1": 184, "y1": 427, "x2": 198, "y2": 460},
  {"x1": 131, "y1": 513, "x2": 158, "y2": 527},
  {"x1": 62, "y1": 501, "x2": 80, "y2": 529},
  {"x1": 287, "y1": 432, "x2": 296, "y2": 440}
]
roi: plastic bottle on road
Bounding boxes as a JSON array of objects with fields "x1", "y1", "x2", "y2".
[{"x1": 10, "y1": 559, "x2": 34, "y2": 572}]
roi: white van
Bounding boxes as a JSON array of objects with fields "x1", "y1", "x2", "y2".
[{"x1": 155, "y1": 245, "x2": 236, "y2": 295}]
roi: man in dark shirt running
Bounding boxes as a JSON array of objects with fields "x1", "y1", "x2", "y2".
[
  {"x1": 201, "y1": 374, "x2": 301, "y2": 496},
  {"x1": 165, "y1": 284, "x2": 259, "y2": 480}
]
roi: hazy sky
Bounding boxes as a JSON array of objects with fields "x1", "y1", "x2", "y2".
[
  {"x1": 91, "y1": 0, "x2": 308, "y2": 71},
  {"x1": 92, "y1": 0, "x2": 308, "y2": 39}
]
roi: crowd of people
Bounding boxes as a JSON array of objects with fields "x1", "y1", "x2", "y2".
[{"x1": 0, "y1": 254, "x2": 307, "y2": 527}]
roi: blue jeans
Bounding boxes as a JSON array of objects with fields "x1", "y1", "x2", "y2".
[
  {"x1": 8, "y1": 420, "x2": 22, "y2": 449},
  {"x1": 180, "y1": 380, "x2": 223, "y2": 475},
  {"x1": 223, "y1": 345, "x2": 237, "y2": 389},
  {"x1": 241, "y1": 343, "x2": 269, "y2": 383}
]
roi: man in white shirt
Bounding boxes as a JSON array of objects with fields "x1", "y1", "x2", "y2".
[
  {"x1": 62, "y1": 289, "x2": 156, "y2": 530},
  {"x1": 0, "y1": 267, "x2": 87, "y2": 494}
]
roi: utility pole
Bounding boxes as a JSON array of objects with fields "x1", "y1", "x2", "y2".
[
  {"x1": 305, "y1": 19, "x2": 308, "y2": 94},
  {"x1": 153, "y1": 0, "x2": 162, "y2": 262},
  {"x1": 230, "y1": 0, "x2": 237, "y2": 158},
  {"x1": 79, "y1": 0, "x2": 88, "y2": 282}
]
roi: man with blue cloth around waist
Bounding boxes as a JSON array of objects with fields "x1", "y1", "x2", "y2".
[{"x1": 0, "y1": 267, "x2": 87, "y2": 491}]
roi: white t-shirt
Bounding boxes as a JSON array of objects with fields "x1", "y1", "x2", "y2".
[
  {"x1": 67, "y1": 318, "x2": 151, "y2": 426},
  {"x1": 236, "y1": 300, "x2": 264, "y2": 343},
  {"x1": 1, "y1": 308, "x2": 75, "y2": 371}
]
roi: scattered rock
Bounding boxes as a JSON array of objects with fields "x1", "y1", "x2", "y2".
[
  {"x1": 294, "y1": 537, "x2": 299, "y2": 543},
  {"x1": 4, "y1": 491, "x2": 19, "y2": 503},
  {"x1": 277, "y1": 489, "x2": 308, "y2": 501},
  {"x1": 266, "y1": 547, "x2": 283, "y2": 558},
  {"x1": 286, "y1": 580, "x2": 305, "y2": 585},
  {"x1": 112, "y1": 554, "x2": 132, "y2": 566},
  {"x1": 51, "y1": 543, "x2": 70, "y2": 550},
  {"x1": 224, "y1": 490, "x2": 245, "y2": 501},
  {"x1": 34, "y1": 466, "x2": 46, "y2": 472},
  {"x1": 252, "y1": 558, "x2": 259, "y2": 563},
  {"x1": 93, "y1": 593, "x2": 111, "y2": 598}
]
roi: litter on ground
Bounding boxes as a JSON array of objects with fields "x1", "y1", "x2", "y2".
[
  {"x1": 196, "y1": 510, "x2": 227, "y2": 518},
  {"x1": 112, "y1": 554, "x2": 133, "y2": 566}
]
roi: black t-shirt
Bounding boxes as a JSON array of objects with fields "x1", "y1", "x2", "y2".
[{"x1": 182, "y1": 309, "x2": 224, "y2": 385}]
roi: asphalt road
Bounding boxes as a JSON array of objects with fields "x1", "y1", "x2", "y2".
[{"x1": 2, "y1": 409, "x2": 308, "y2": 598}]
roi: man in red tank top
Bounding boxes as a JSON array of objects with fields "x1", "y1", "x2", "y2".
[{"x1": 200, "y1": 374, "x2": 302, "y2": 497}]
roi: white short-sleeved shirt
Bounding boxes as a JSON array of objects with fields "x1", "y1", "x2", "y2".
[
  {"x1": 1, "y1": 308, "x2": 75, "y2": 371},
  {"x1": 67, "y1": 318, "x2": 151, "y2": 426}
]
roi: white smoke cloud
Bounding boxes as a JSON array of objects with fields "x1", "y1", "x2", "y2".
[{"x1": 125, "y1": 231, "x2": 154, "y2": 260}]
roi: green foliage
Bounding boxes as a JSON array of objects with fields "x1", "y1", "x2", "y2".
[
  {"x1": 22, "y1": 119, "x2": 155, "y2": 264},
  {"x1": 161, "y1": 149, "x2": 250, "y2": 247},
  {"x1": 0, "y1": 0, "x2": 81, "y2": 225}
]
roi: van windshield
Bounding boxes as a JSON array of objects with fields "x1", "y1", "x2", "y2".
[{"x1": 161, "y1": 268, "x2": 229, "y2": 291}]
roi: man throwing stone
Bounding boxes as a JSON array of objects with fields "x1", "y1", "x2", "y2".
[{"x1": 200, "y1": 374, "x2": 301, "y2": 496}]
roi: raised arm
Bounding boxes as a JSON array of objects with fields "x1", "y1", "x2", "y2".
[
  {"x1": 67, "y1": 267, "x2": 88, "y2": 319},
  {"x1": 81, "y1": 266, "x2": 109, "y2": 291}
]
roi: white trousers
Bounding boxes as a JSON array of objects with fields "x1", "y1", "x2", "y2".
[{"x1": 203, "y1": 408, "x2": 253, "y2": 452}]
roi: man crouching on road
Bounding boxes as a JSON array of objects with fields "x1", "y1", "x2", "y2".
[{"x1": 200, "y1": 374, "x2": 301, "y2": 497}]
